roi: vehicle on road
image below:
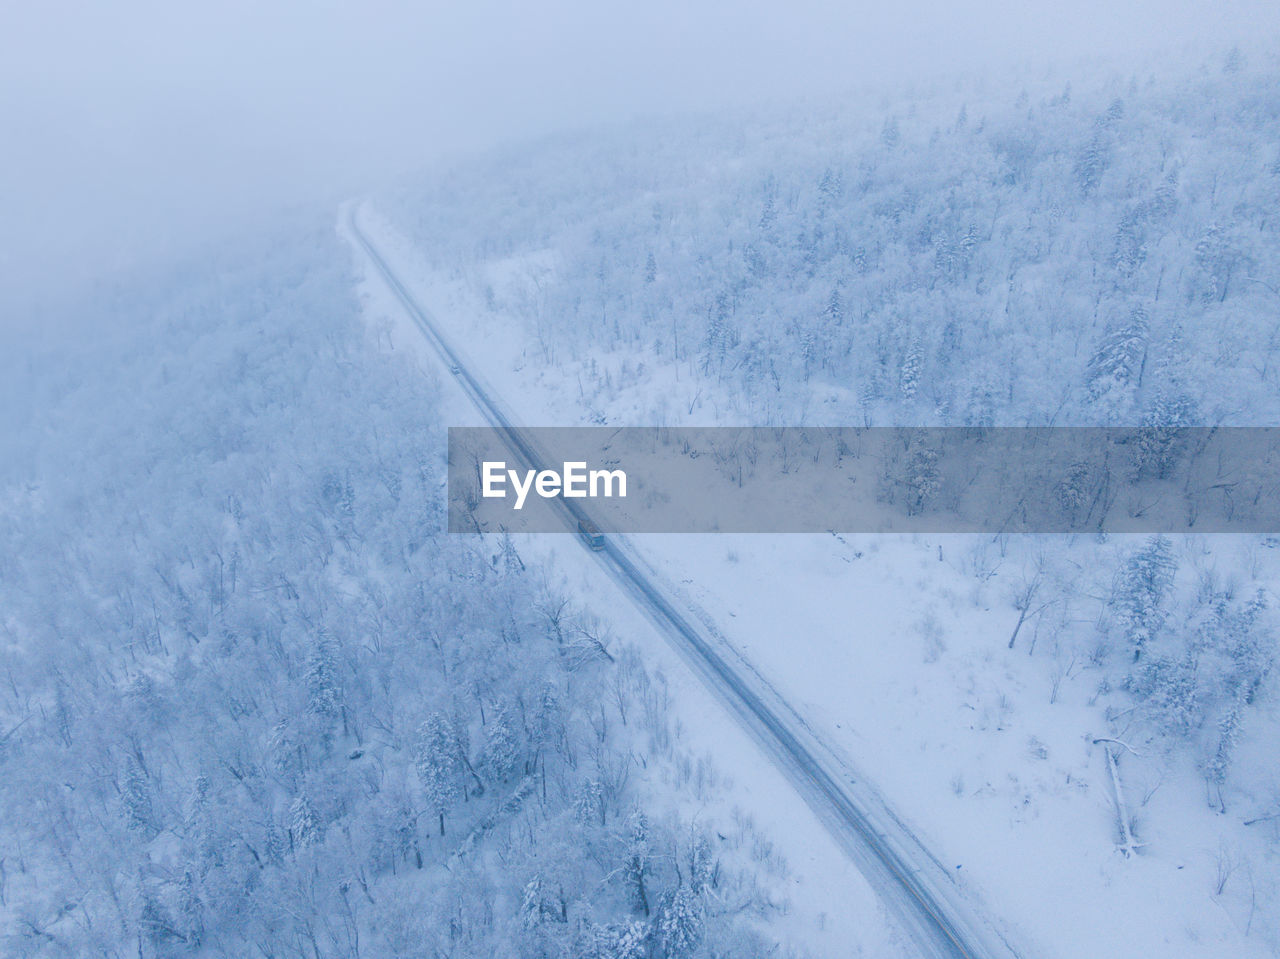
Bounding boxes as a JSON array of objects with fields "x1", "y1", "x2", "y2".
[{"x1": 578, "y1": 518, "x2": 605, "y2": 550}]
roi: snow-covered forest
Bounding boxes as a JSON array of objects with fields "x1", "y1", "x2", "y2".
[
  {"x1": 4, "y1": 30, "x2": 1280, "y2": 959},
  {"x1": 0, "y1": 224, "x2": 796, "y2": 957},
  {"x1": 394, "y1": 51, "x2": 1279, "y2": 430},
  {"x1": 375, "y1": 48, "x2": 1280, "y2": 955}
]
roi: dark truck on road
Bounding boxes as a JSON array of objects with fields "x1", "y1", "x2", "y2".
[{"x1": 578, "y1": 518, "x2": 605, "y2": 550}]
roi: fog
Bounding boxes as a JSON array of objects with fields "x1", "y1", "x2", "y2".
[{"x1": 2, "y1": 0, "x2": 1276, "y2": 315}]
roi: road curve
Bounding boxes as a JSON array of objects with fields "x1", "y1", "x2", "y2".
[{"x1": 347, "y1": 210, "x2": 1024, "y2": 959}]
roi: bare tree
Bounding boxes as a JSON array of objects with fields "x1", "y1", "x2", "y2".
[{"x1": 1008, "y1": 556, "x2": 1053, "y2": 649}]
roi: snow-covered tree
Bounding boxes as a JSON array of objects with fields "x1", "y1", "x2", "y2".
[
  {"x1": 574, "y1": 778, "x2": 606, "y2": 827},
  {"x1": 290, "y1": 791, "x2": 323, "y2": 849},
  {"x1": 1203, "y1": 700, "x2": 1243, "y2": 811},
  {"x1": 1134, "y1": 392, "x2": 1198, "y2": 480},
  {"x1": 480, "y1": 702, "x2": 522, "y2": 783},
  {"x1": 1086, "y1": 308, "x2": 1149, "y2": 402},
  {"x1": 416, "y1": 712, "x2": 463, "y2": 835},
  {"x1": 122, "y1": 754, "x2": 155, "y2": 836},
  {"x1": 1125, "y1": 652, "x2": 1201, "y2": 737},
  {"x1": 1194, "y1": 224, "x2": 1248, "y2": 303},
  {"x1": 1111, "y1": 537, "x2": 1177, "y2": 661},
  {"x1": 899, "y1": 342, "x2": 923, "y2": 402},
  {"x1": 655, "y1": 884, "x2": 705, "y2": 958},
  {"x1": 306, "y1": 634, "x2": 344, "y2": 737},
  {"x1": 623, "y1": 808, "x2": 653, "y2": 916},
  {"x1": 592, "y1": 919, "x2": 648, "y2": 959}
]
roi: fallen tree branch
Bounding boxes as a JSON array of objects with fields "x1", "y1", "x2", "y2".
[{"x1": 1098, "y1": 741, "x2": 1143, "y2": 857}]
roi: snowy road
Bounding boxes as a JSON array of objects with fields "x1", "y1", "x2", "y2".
[{"x1": 347, "y1": 210, "x2": 1023, "y2": 959}]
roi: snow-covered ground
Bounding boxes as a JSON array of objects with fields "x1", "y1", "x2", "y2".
[
  {"x1": 649, "y1": 533, "x2": 1278, "y2": 959},
  {"x1": 346, "y1": 204, "x2": 1280, "y2": 958}
]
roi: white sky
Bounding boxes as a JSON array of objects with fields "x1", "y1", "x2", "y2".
[{"x1": 1, "y1": 0, "x2": 1276, "y2": 306}]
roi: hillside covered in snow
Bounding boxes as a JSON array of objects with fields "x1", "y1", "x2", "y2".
[{"x1": 377, "y1": 48, "x2": 1280, "y2": 956}]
